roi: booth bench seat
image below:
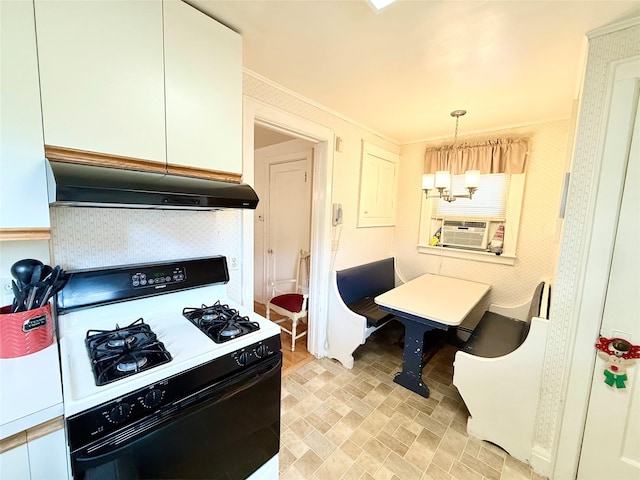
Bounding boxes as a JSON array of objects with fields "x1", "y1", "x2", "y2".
[
  {"x1": 326, "y1": 258, "x2": 397, "y2": 369},
  {"x1": 453, "y1": 281, "x2": 551, "y2": 464}
]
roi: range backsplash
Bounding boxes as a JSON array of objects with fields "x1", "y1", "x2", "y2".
[{"x1": 49, "y1": 207, "x2": 243, "y2": 301}]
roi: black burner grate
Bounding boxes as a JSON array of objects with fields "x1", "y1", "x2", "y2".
[
  {"x1": 85, "y1": 318, "x2": 172, "y2": 386},
  {"x1": 183, "y1": 301, "x2": 260, "y2": 343}
]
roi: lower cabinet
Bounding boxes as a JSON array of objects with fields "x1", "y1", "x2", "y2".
[
  {"x1": 28, "y1": 427, "x2": 68, "y2": 480},
  {"x1": 0, "y1": 442, "x2": 30, "y2": 479},
  {"x1": 0, "y1": 419, "x2": 69, "y2": 480}
]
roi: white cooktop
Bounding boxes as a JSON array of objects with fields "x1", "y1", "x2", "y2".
[{"x1": 57, "y1": 284, "x2": 280, "y2": 416}]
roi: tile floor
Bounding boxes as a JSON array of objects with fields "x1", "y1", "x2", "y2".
[{"x1": 278, "y1": 321, "x2": 546, "y2": 480}]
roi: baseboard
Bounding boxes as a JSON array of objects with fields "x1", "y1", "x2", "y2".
[{"x1": 530, "y1": 445, "x2": 553, "y2": 478}]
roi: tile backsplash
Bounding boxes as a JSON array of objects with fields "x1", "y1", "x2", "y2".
[{"x1": 49, "y1": 207, "x2": 243, "y2": 301}]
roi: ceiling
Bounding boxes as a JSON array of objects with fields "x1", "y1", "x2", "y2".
[
  {"x1": 254, "y1": 125, "x2": 295, "y2": 149},
  {"x1": 192, "y1": 1, "x2": 639, "y2": 144}
]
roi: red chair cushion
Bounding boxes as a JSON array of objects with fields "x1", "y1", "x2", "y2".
[{"x1": 270, "y1": 293, "x2": 304, "y2": 313}]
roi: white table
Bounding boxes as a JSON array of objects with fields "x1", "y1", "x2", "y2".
[{"x1": 375, "y1": 274, "x2": 491, "y2": 397}]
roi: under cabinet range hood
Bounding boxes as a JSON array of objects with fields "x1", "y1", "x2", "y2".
[{"x1": 46, "y1": 161, "x2": 259, "y2": 210}]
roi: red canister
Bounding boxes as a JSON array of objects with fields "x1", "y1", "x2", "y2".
[{"x1": 0, "y1": 304, "x2": 54, "y2": 358}]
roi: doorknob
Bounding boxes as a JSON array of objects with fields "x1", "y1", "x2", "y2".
[{"x1": 268, "y1": 249, "x2": 273, "y2": 254}]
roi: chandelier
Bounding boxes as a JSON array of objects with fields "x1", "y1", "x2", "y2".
[{"x1": 422, "y1": 110, "x2": 480, "y2": 202}]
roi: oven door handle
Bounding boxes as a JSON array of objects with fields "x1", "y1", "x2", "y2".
[
  {"x1": 176, "y1": 354, "x2": 281, "y2": 409},
  {"x1": 72, "y1": 354, "x2": 282, "y2": 469}
]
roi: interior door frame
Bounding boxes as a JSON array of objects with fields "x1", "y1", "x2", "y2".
[
  {"x1": 553, "y1": 56, "x2": 640, "y2": 478},
  {"x1": 242, "y1": 96, "x2": 334, "y2": 357}
]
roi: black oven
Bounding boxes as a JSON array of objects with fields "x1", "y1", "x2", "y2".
[
  {"x1": 67, "y1": 336, "x2": 282, "y2": 480},
  {"x1": 57, "y1": 257, "x2": 283, "y2": 480}
]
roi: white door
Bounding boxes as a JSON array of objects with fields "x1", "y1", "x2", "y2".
[
  {"x1": 266, "y1": 153, "x2": 312, "y2": 300},
  {"x1": 577, "y1": 97, "x2": 640, "y2": 479}
]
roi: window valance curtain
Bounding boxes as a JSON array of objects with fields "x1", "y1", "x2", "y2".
[{"x1": 424, "y1": 138, "x2": 528, "y2": 175}]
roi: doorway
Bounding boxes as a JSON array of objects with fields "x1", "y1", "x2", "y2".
[
  {"x1": 253, "y1": 130, "x2": 313, "y2": 304},
  {"x1": 241, "y1": 97, "x2": 335, "y2": 363},
  {"x1": 253, "y1": 127, "x2": 314, "y2": 365}
]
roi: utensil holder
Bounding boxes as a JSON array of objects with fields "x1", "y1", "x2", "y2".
[{"x1": 0, "y1": 304, "x2": 54, "y2": 358}]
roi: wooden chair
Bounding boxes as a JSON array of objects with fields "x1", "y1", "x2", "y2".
[{"x1": 266, "y1": 250, "x2": 310, "y2": 352}]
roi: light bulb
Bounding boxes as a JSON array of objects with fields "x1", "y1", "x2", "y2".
[
  {"x1": 422, "y1": 174, "x2": 435, "y2": 190},
  {"x1": 464, "y1": 170, "x2": 480, "y2": 188},
  {"x1": 435, "y1": 171, "x2": 451, "y2": 189}
]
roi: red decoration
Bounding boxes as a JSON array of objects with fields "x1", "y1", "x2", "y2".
[{"x1": 595, "y1": 336, "x2": 640, "y2": 389}]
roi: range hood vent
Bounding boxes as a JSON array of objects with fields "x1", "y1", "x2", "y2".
[{"x1": 46, "y1": 160, "x2": 259, "y2": 210}]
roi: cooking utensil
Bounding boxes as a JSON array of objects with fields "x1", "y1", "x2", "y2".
[
  {"x1": 35, "y1": 266, "x2": 67, "y2": 308},
  {"x1": 10, "y1": 259, "x2": 44, "y2": 290},
  {"x1": 40, "y1": 264, "x2": 53, "y2": 282},
  {"x1": 8, "y1": 262, "x2": 67, "y2": 311},
  {"x1": 11, "y1": 280, "x2": 25, "y2": 313},
  {"x1": 23, "y1": 264, "x2": 43, "y2": 311}
]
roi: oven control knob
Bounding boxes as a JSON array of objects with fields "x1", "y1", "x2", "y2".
[
  {"x1": 237, "y1": 352, "x2": 250, "y2": 366},
  {"x1": 255, "y1": 345, "x2": 268, "y2": 358},
  {"x1": 108, "y1": 403, "x2": 131, "y2": 423},
  {"x1": 142, "y1": 389, "x2": 163, "y2": 408}
]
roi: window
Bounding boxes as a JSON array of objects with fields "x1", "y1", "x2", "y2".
[
  {"x1": 420, "y1": 137, "x2": 528, "y2": 264},
  {"x1": 419, "y1": 173, "x2": 525, "y2": 264},
  {"x1": 433, "y1": 174, "x2": 510, "y2": 220}
]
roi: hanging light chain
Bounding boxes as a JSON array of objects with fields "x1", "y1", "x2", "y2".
[
  {"x1": 422, "y1": 109, "x2": 477, "y2": 203},
  {"x1": 451, "y1": 109, "x2": 466, "y2": 146},
  {"x1": 453, "y1": 116, "x2": 460, "y2": 145}
]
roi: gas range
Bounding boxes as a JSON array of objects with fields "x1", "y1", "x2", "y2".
[
  {"x1": 55, "y1": 257, "x2": 282, "y2": 480},
  {"x1": 57, "y1": 260, "x2": 280, "y2": 416}
]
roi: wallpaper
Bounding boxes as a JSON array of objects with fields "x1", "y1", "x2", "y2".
[{"x1": 49, "y1": 208, "x2": 243, "y2": 302}]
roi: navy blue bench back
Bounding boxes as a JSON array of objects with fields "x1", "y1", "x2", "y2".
[{"x1": 336, "y1": 258, "x2": 395, "y2": 305}]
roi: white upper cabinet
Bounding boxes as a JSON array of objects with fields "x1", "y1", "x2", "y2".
[
  {"x1": 34, "y1": 0, "x2": 166, "y2": 164},
  {"x1": 0, "y1": 0, "x2": 50, "y2": 229},
  {"x1": 34, "y1": 0, "x2": 242, "y2": 175},
  {"x1": 164, "y1": 0, "x2": 242, "y2": 174}
]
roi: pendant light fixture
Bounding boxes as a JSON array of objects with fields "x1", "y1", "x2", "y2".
[{"x1": 422, "y1": 110, "x2": 480, "y2": 202}]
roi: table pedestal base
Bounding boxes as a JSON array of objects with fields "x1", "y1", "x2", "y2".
[
  {"x1": 392, "y1": 316, "x2": 448, "y2": 398},
  {"x1": 394, "y1": 371, "x2": 429, "y2": 397}
]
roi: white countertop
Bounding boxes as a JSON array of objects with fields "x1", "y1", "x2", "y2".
[{"x1": 375, "y1": 273, "x2": 491, "y2": 326}]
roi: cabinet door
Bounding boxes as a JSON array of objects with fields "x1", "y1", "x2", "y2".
[
  {"x1": 28, "y1": 428, "x2": 69, "y2": 480},
  {"x1": 34, "y1": 0, "x2": 166, "y2": 164},
  {"x1": 0, "y1": 0, "x2": 50, "y2": 229},
  {"x1": 164, "y1": 0, "x2": 242, "y2": 174},
  {"x1": 0, "y1": 442, "x2": 30, "y2": 479},
  {"x1": 357, "y1": 142, "x2": 400, "y2": 227}
]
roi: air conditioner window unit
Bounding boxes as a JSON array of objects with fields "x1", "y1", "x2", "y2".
[{"x1": 440, "y1": 220, "x2": 489, "y2": 250}]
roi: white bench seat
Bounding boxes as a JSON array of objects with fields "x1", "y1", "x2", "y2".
[
  {"x1": 453, "y1": 282, "x2": 550, "y2": 464},
  {"x1": 326, "y1": 258, "x2": 397, "y2": 369}
]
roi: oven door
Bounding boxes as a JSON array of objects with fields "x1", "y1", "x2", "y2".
[{"x1": 70, "y1": 353, "x2": 281, "y2": 480}]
